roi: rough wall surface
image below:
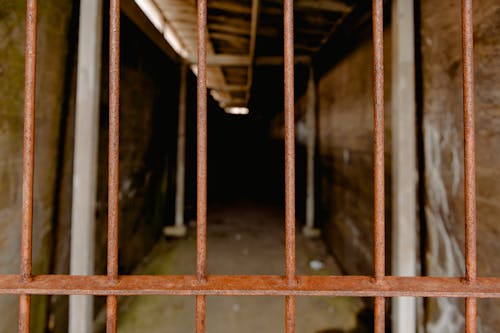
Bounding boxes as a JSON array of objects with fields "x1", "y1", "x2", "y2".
[
  {"x1": 0, "y1": 0, "x2": 73, "y2": 332},
  {"x1": 50, "y1": 14, "x2": 180, "y2": 333},
  {"x1": 315, "y1": 31, "x2": 392, "y2": 276},
  {"x1": 92, "y1": 14, "x2": 179, "y2": 277},
  {"x1": 421, "y1": 0, "x2": 500, "y2": 332}
]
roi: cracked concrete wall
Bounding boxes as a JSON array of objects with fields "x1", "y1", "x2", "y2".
[
  {"x1": 0, "y1": 0, "x2": 73, "y2": 332},
  {"x1": 421, "y1": 0, "x2": 500, "y2": 331}
]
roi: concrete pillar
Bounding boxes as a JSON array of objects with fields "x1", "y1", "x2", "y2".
[
  {"x1": 391, "y1": 0, "x2": 417, "y2": 332},
  {"x1": 302, "y1": 67, "x2": 320, "y2": 238},
  {"x1": 69, "y1": 0, "x2": 102, "y2": 332},
  {"x1": 164, "y1": 64, "x2": 188, "y2": 237}
]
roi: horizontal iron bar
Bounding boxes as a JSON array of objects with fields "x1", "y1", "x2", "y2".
[{"x1": 1, "y1": 275, "x2": 500, "y2": 297}]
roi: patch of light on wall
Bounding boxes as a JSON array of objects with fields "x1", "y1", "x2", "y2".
[
  {"x1": 225, "y1": 107, "x2": 250, "y2": 115},
  {"x1": 135, "y1": 0, "x2": 188, "y2": 59}
]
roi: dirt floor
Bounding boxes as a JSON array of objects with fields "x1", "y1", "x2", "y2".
[{"x1": 97, "y1": 203, "x2": 367, "y2": 333}]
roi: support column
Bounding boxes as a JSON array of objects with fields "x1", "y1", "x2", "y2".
[
  {"x1": 69, "y1": 0, "x2": 102, "y2": 332},
  {"x1": 391, "y1": 0, "x2": 417, "y2": 332},
  {"x1": 164, "y1": 64, "x2": 188, "y2": 237},
  {"x1": 302, "y1": 67, "x2": 320, "y2": 238}
]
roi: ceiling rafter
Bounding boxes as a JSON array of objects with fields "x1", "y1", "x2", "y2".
[{"x1": 136, "y1": 0, "x2": 355, "y2": 109}]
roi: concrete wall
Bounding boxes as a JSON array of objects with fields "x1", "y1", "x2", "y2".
[
  {"x1": 0, "y1": 1, "x2": 74, "y2": 332},
  {"x1": 421, "y1": 0, "x2": 500, "y2": 332},
  {"x1": 313, "y1": 31, "x2": 392, "y2": 276}
]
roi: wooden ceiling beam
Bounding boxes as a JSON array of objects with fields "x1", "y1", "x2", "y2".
[
  {"x1": 210, "y1": 33, "x2": 250, "y2": 45},
  {"x1": 209, "y1": 23, "x2": 250, "y2": 35},
  {"x1": 208, "y1": 0, "x2": 252, "y2": 14},
  {"x1": 187, "y1": 54, "x2": 311, "y2": 66},
  {"x1": 208, "y1": 84, "x2": 248, "y2": 92},
  {"x1": 296, "y1": 0, "x2": 351, "y2": 13},
  {"x1": 245, "y1": 0, "x2": 260, "y2": 102},
  {"x1": 256, "y1": 55, "x2": 311, "y2": 65},
  {"x1": 121, "y1": 0, "x2": 180, "y2": 62}
]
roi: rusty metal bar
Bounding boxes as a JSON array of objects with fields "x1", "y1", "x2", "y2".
[
  {"x1": 461, "y1": 0, "x2": 477, "y2": 331},
  {"x1": 284, "y1": 0, "x2": 296, "y2": 331},
  {"x1": 19, "y1": 0, "x2": 38, "y2": 332},
  {"x1": 197, "y1": 0, "x2": 208, "y2": 286},
  {"x1": 196, "y1": 0, "x2": 208, "y2": 330},
  {"x1": 284, "y1": 0, "x2": 296, "y2": 287},
  {"x1": 107, "y1": 0, "x2": 121, "y2": 331},
  {"x1": 285, "y1": 296, "x2": 295, "y2": 333},
  {"x1": 372, "y1": 0, "x2": 385, "y2": 331},
  {"x1": 4, "y1": 275, "x2": 500, "y2": 297},
  {"x1": 196, "y1": 295, "x2": 206, "y2": 332},
  {"x1": 106, "y1": 296, "x2": 117, "y2": 332}
]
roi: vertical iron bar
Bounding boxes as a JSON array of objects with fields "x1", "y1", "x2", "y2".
[
  {"x1": 197, "y1": 0, "x2": 208, "y2": 330},
  {"x1": 196, "y1": 295, "x2": 206, "y2": 333},
  {"x1": 106, "y1": 296, "x2": 117, "y2": 333},
  {"x1": 285, "y1": 296, "x2": 296, "y2": 333},
  {"x1": 284, "y1": 0, "x2": 295, "y2": 287},
  {"x1": 374, "y1": 297, "x2": 385, "y2": 333},
  {"x1": 19, "y1": 0, "x2": 38, "y2": 332},
  {"x1": 107, "y1": 0, "x2": 120, "y2": 331},
  {"x1": 462, "y1": 0, "x2": 477, "y2": 331},
  {"x1": 284, "y1": 0, "x2": 296, "y2": 332},
  {"x1": 197, "y1": 0, "x2": 208, "y2": 285},
  {"x1": 372, "y1": 0, "x2": 385, "y2": 331}
]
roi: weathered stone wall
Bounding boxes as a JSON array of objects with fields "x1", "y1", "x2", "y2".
[
  {"x1": 421, "y1": 0, "x2": 500, "y2": 332},
  {"x1": 313, "y1": 31, "x2": 392, "y2": 276},
  {"x1": 0, "y1": 1, "x2": 74, "y2": 332}
]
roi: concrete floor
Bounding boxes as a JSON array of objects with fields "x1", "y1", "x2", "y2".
[{"x1": 106, "y1": 203, "x2": 366, "y2": 333}]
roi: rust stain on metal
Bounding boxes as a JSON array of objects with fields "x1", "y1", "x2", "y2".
[
  {"x1": 284, "y1": 0, "x2": 296, "y2": 285},
  {"x1": 19, "y1": 0, "x2": 38, "y2": 332},
  {"x1": 462, "y1": 0, "x2": 477, "y2": 331},
  {"x1": 286, "y1": 295, "x2": 295, "y2": 333},
  {"x1": 107, "y1": 0, "x2": 121, "y2": 331},
  {"x1": 372, "y1": 0, "x2": 385, "y2": 330},
  {"x1": 19, "y1": 294, "x2": 31, "y2": 333},
  {"x1": 372, "y1": 0, "x2": 385, "y2": 281},
  {"x1": 374, "y1": 296, "x2": 385, "y2": 333},
  {"x1": 106, "y1": 296, "x2": 118, "y2": 332},
  {"x1": 108, "y1": 0, "x2": 121, "y2": 282},
  {"x1": 284, "y1": 0, "x2": 296, "y2": 330},
  {"x1": 196, "y1": 295, "x2": 206, "y2": 333},
  {"x1": 197, "y1": 0, "x2": 208, "y2": 284},
  {"x1": 197, "y1": 0, "x2": 208, "y2": 332},
  {"x1": 3, "y1": 275, "x2": 500, "y2": 297}
]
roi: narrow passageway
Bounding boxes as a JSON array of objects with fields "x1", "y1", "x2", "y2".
[{"x1": 110, "y1": 202, "x2": 366, "y2": 333}]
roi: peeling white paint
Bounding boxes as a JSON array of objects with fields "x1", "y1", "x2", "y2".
[
  {"x1": 423, "y1": 120, "x2": 492, "y2": 333},
  {"x1": 425, "y1": 122, "x2": 466, "y2": 333}
]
